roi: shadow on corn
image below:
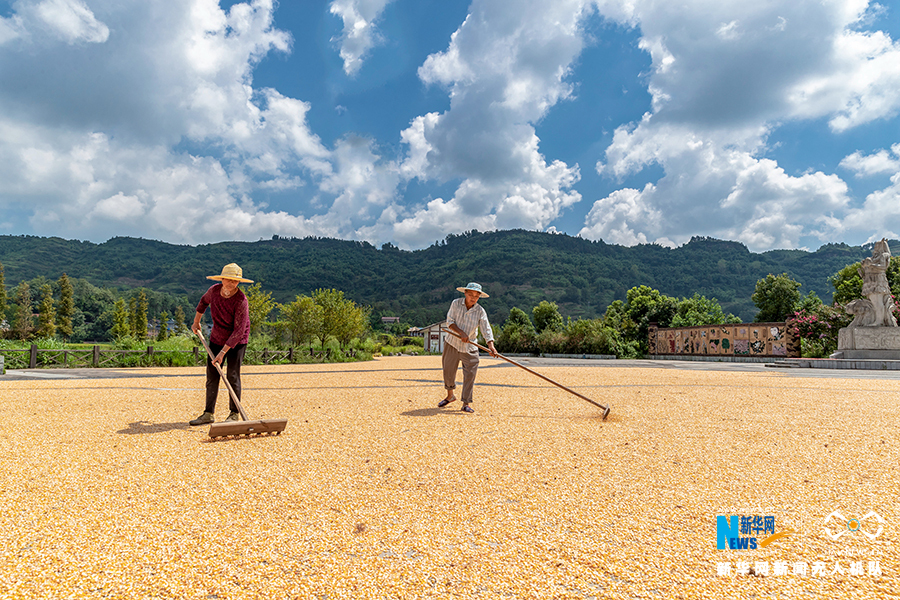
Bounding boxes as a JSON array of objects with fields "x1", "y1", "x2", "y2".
[
  {"x1": 116, "y1": 421, "x2": 192, "y2": 435},
  {"x1": 400, "y1": 407, "x2": 453, "y2": 417},
  {"x1": 398, "y1": 377, "x2": 536, "y2": 389}
]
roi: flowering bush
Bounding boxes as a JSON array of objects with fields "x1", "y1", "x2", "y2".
[{"x1": 787, "y1": 303, "x2": 851, "y2": 358}]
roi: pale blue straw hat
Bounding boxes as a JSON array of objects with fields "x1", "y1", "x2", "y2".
[{"x1": 456, "y1": 282, "x2": 489, "y2": 298}]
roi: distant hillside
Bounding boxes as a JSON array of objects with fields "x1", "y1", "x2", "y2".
[{"x1": 0, "y1": 231, "x2": 880, "y2": 325}]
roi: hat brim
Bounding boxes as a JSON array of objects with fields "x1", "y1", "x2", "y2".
[
  {"x1": 207, "y1": 275, "x2": 254, "y2": 283},
  {"x1": 456, "y1": 286, "x2": 488, "y2": 298}
]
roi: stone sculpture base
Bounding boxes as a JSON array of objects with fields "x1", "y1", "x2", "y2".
[{"x1": 831, "y1": 327, "x2": 900, "y2": 359}]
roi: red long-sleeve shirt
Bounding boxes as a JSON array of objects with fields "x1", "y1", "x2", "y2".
[{"x1": 196, "y1": 284, "x2": 250, "y2": 348}]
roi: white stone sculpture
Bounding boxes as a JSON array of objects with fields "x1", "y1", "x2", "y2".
[
  {"x1": 850, "y1": 238, "x2": 897, "y2": 327},
  {"x1": 833, "y1": 238, "x2": 900, "y2": 359}
]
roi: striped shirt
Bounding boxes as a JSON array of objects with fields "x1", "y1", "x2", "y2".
[{"x1": 444, "y1": 297, "x2": 494, "y2": 353}]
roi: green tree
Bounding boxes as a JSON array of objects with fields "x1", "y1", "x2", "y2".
[
  {"x1": 532, "y1": 300, "x2": 563, "y2": 332},
  {"x1": 57, "y1": 273, "x2": 74, "y2": 340},
  {"x1": 671, "y1": 293, "x2": 741, "y2": 327},
  {"x1": 157, "y1": 311, "x2": 169, "y2": 341},
  {"x1": 279, "y1": 295, "x2": 323, "y2": 347},
  {"x1": 623, "y1": 285, "x2": 678, "y2": 352},
  {"x1": 829, "y1": 262, "x2": 863, "y2": 306},
  {"x1": 312, "y1": 288, "x2": 370, "y2": 349},
  {"x1": 36, "y1": 283, "x2": 57, "y2": 338},
  {"x1": 797, "y1": 291, "x2": 823, "y2": 313},
  {"x1": 111, "y1": 298, "x2": 129, "y2": 339},
  {"x1": 601, "y1": 300, "x2": 630, "y2": 330},
  {"x1": 563, "y1": 318, "x2": 622, "y2": 356},
  {"x1": 128, "y1": 296, "x2": 138, "y2": 337},
  {"x1": 535, "y1": 327, "x2": 567, "y2": 354},
  {"x1": 496, "y1": 307, "x2": 536, "y2": 354},
  {"x1": 72, "y1": 278, "x2": 116, "y2": 342},
  {"x1": 131, "y1": 289, "x2": 149, "y2": 339},
  {"x1": 337, "y1": 302, "x2": 370, "y2": 349},
  {"x1": 829, "y1": 257, "x2": 900, "y2": 306},
  {"x1": 389, "y1": 321, "x2": 412, "y2": 336},
  {"x1": 12, "y1": 282, "x2": 32, "y2": 340},
  {"x1": 312, "y1": 288, "x2": 346, "y2": 348},
  {"x1": 751, "y1": 273, "x2": 801, "y2": 322},
  {"x1": 506, "y1": 306, "x2": 533, "y2": 329},
  {"x1": 0, "y1": 263, "x2": 7, "y2": 334},
  {"x1": 174, "y1": 305, "x2": 188, "y2": 335},
  {"x1": 246, "y1": 282, "x2": 275, "y2": 336}
]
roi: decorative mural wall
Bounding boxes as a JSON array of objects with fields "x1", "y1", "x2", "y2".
[{"x1": 648, "y1": 322, "x2": 800, "y2": 358}]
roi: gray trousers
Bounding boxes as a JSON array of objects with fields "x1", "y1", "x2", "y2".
[{"x1": 442, "y1": 343, "x2": 480, "y2": 403}]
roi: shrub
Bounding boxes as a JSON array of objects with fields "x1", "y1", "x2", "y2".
[
  {"x1": 535, "y1": 329, "x2": 567, "y2": 354},
  {"x1": 562, "y1": 319, "x2": 622, "y2": 356},
  {"x1": 787, "y1": 303, "x2": 850, "y2": 358}
]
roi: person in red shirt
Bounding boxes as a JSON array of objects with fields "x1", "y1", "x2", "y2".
[{"x1": 189, "y1": 263, "x2": 253, "y2": 426}]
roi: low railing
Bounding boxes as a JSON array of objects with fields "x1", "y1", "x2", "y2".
[
  {"x1": 0, "y1": 345, "x2": 359, "y2": 369},
  {"x1": 245, "y1": 347, "x2": 356, "y2": 363}
]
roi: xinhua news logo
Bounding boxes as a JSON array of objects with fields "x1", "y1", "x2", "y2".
[{"x1": 717, "y1": 515, "x2": 795, "y2": 550}]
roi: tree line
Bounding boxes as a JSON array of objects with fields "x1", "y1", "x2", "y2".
[
  {"x1": 0, "y1": 264, "x2": 375, "y2": 359},
  {"x1": 0, "y1": 231, "x2": 882, "y2": 327},
  {"x1": 0, "y1": 267, "x2": 194, "y2": 343},
  {"x1": 0, "y1": 242, "x2": 891, "y2": 360},
  {"x1": 246, "y1": 285, "x2": 370, "y2": 352},
  {"x1": 493, "y1": 288, "x2": 743, "y2": 358},
  {"x1": 492, "y1": 256, "x2": 892, "y2": 359}
]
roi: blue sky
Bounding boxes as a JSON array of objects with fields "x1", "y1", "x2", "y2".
[{"x1": 0, "y1": 0, "x2": 899, "y2": 252}]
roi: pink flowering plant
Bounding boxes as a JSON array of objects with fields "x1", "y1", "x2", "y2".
[{"x1": 787, "y1": 303, "x2": 851, "y2": 358}]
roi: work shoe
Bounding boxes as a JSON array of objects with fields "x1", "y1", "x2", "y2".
[
  {"x1": 225, "y1": 411, "x2": 240, "y2": 422},
  {"x1": 189, "y1": 412, "x2": 214, "y2": 426},
  {"x1": 438, "y1": 397, "x2": 455, "y2": 408},
  {"x1": 461, "y1": 404, "x2": 475, "y2": 413}
]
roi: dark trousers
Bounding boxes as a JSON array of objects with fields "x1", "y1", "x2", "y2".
[{"x1": 205, "y1": 342, "x2": 247, "y2": 414}]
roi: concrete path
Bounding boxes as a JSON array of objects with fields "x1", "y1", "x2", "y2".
[{"x1": 5, "y1": 355, "x2": 900, "y2": 380}]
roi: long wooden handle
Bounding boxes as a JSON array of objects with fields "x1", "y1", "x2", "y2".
[
  {"x1": 442, "y1": 328, "x2": 610, "y2": 412},
  {"x1": 196, "y1": 330, "x2": 249, "y2": 421}
]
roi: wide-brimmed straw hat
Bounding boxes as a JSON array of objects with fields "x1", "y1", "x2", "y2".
[
  {"x1": 456, "y1": 282, "x2": 489, "y2": 298},
  {"x1": 207, "y1": 263, "x2": 253, "y2": 283}
]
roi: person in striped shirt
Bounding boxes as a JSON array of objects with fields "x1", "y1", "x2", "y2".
[{"x1": 438, "y1": 282, "x2": 498, "y2": 413}]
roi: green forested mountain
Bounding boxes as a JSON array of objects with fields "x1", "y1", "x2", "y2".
[{"x1": 0, "y1": 231, "x2": 879, "y2": 325}]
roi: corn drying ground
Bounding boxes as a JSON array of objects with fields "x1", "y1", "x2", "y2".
[{"x1": 0, "y1": 356, "x2": 897, "y2": 599}]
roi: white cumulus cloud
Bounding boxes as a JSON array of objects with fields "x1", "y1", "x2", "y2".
[
  {"x1": 581, "y1": 0, "x2": 900, "y2": 251},
  {"x1": 0, "y1": 14, "x2": 25, "y2": 45},
  {"x1": 0, "y1": 0, "x2": 345, "y2": 244},
  {"x1": 839, "y1": 144, "x2": 900, "y2": 177},
  {"x1": 5, "y1": 0, "x2": 109, "y2": 45},
  {"x1": 1, "y1": 0, "x2": 899, "y2": 251},
  {"x1": 583, "y1": 123, "x2": 850, "y2": 250},
  {"x1": 842, "y1": 172, "x2": 900, "y2": 234},
  {"x1": 33, "y1": 0, "x2": 109, "y2": 43},
  {"x1": 390, "y1": 0, "x2": 592, "y2": 248},
  {"x1": 90, "y1": 193, "x2": 146, "y2": 221},
  {"x1": 329, "y1": 0, "x2": 394, "y2": 75}
]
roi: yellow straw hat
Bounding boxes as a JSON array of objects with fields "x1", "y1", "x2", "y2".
[{"x1": 207, "y1": 263, "x2": 253, "y2": 283}]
